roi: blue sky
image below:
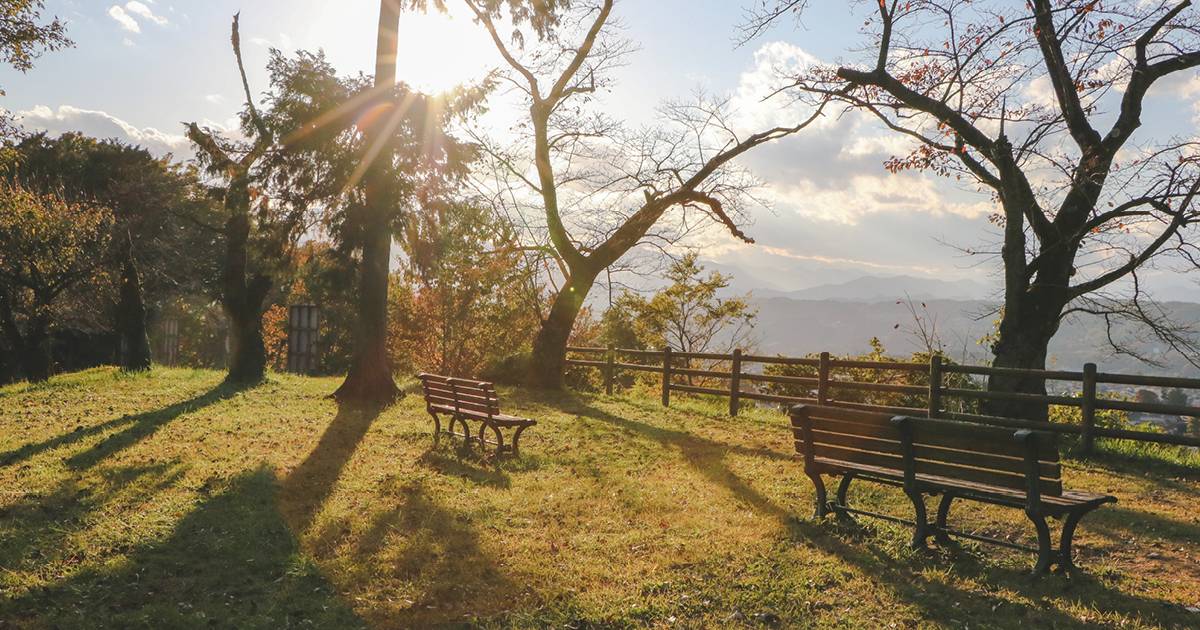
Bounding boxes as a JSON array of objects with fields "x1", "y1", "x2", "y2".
[{"x1": 3, "y1": 1, "x2": 1199, "y2": 299}]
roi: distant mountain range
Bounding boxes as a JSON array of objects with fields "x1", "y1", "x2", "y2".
[
  {"x1": 754, "y1": 274, "x2": 994, "y2": 302},
  {"x1": 746, "y1": 296, "x2": 1200, "y2": 377},
  {"x1": 704, "y1": 272, "x2": 1200, "y2": 376}
]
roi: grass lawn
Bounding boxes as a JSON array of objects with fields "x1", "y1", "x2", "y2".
[{"x1": 1, "y1": 367, "x2": 1198, "y2": 628}]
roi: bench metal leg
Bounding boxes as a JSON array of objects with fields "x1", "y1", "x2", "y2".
[
  {"x1": 907, "y1": 491, "x2": 931, "y2": 550},
  {"x1": 833, "y1": 473, "x2": 858, "y2": 524},
  {"x1": 934, "y1": 493, "x2": 955, "y2": 544},
  {"x1": 807, "y1": 472, "x2": 830, "y2": 518},
  {"x1": 511, "y1": 424, "x2": 531, "y2": 457},
  {"x1": 480, "y1": 422, "x2": 504, "y2": 458},
  {"x1": 1027, "y1": 512, "x2": 1055, "y2": 574},
  {"x1": 429, "y1": 412, "x2": 442, "y2": 445},
  {"x1": 1056, "y1": 505, "x2": 1101, "y2": 573}
]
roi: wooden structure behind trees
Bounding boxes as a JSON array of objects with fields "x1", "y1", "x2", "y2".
[
  {"x1": 286, "y1": 304, "x2": 320, "y2": 375},
  {"x1": 566, "y1": 346, "x2": 1200, "y2": 451}
]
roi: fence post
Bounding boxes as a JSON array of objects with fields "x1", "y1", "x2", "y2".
[
  {"x1": 729, "y1": 348, "x2": 742, "y2": 417},
  {"x1": 818, "y1": 351, "x2": 830, "y2": 405},
  {"x1": 1080, "y1": 362, "x2": 1097, "y2": 456},
  {"x1": 661, "y1": 346, "x2": 672, "y2": 407},
  {"x1": 605, "y1": 344, "x2": 615, "y2": 395},
  {"x1": 928, "y1": 354, "x2": 943, "y2": 418}
]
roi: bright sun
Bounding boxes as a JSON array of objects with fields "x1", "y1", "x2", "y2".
[{"x1": 393, "y1": 8, "x2": 495, "y2": 94}]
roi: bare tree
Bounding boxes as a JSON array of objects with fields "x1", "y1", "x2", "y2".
[
  {"x1": 186, "y1": 13, "x2": 278, "y2": 386},
  {"x1": 748, "y1": 0, "x2": 1200, "y2": 419},
  {"x1": 465, "y1": 0, "x2": 822, "y2": 388}
]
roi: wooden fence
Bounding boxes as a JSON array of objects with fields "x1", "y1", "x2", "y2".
[{"x1": 565, "y1": 346, "x2": 1200, "y2": 453}]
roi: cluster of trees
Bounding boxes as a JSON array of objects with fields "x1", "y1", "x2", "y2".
[{"x1": 2, "y1": 1, "x2": 1199, "y2": 418}]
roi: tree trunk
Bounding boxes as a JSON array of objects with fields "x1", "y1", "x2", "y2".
[
  {"x1": 225, "y1": 295, "x2": 267, "y2": 384},
  {"x1": 528, "y1": 269, "x2": 597, "y2": 389},
  {"x1": 116, "y1": 239, "x2": 152, "y2": 372},
  {"x1": 21, "y1": 313, "x2": 52, "y2": 383},
  {"x1": 332, "y1": 0, "x2": 402, "y2": 406},
  {"x1": 985, "y1": 258, "x2": 1072, "y2": 421},
  {"x1": 220, "y1": 176, "x2": 271, "y2": 386}
]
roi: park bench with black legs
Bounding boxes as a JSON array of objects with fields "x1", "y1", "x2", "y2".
[
  {"x1": 789, "y1": 404, "x2": 1116, "y2": 574},
  {"x1": 418, "y1": 373, "x2": 536, "y2": 457}
]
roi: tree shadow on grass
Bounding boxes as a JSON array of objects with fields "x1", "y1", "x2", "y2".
[
  {"x1": 1, "y1": 381, "x2": 240, "y2": 471},
  {"x1": 0, "y1": 466, "x2": 364, "y2": 629},
  {"x1": 0, "y1": 461, "x2": 185, "y2": 585},
  {"x1": 787, "y1": 515, "x2": 1197, "y2": 629},
  {"x1": 564, "y1": 397, "x2": 794, "y2": 522},
  {"x1": 417, "y1": 444, "x2": 512, "y2": 489},
  {"x1": 279, "y1": 404, "x2": 382, "y2": 533},
  {"x1": 551, "y1": 391, "x2": 1193, "y2": 628},
  {"x1": 345, "y1": 478, "x2": 525, "y2": 626}
]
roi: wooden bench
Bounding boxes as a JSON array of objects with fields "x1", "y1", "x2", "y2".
[
  {"x1": 789, "y1": 404, "x2": 1115, "y2": 574},
  {"x1": 418, "y1": 374, "x2": 536, "y2": 457}
]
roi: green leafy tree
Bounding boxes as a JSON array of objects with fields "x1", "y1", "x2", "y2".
[
  {"x1": 1, "y1": 0, "x2": 70, "y2": 118},
  {"x1": 626, "y1": 253, "x2": 756, "y2": 356},
  {"x1": 3, "y1": 132, "x2": 220, "y2": 372},
  {"x1": 389, "y1": 202, "x2": 540, "y2": 377},
  {"x1": 0, "y1": 184, "x2": 111, "y2": 381}
]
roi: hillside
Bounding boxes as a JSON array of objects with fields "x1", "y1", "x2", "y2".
[
  {"x1": 748, "y1": 297, "x2": 1200, "y2": 376},
  {"x1": 1, "y1": 368, "x2": 1198, "y2": 628}
]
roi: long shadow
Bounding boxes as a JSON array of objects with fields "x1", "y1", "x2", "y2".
[
  {"x1": 280, "y1": 404, "x2": 381, "y2": 533},
  {"x1": 1, "y1": 381, "x2": 237, "y2": 469},
  {"x1": 63, "y1": 382, "x2": 241, "y2": 471},
  {"x1": 787, "y1": 516, "x2": 1197, "y2": 628},
  {"x1": 560, "y1": 392, "x2": 1193, "y2": 627},
  {"x1": 565, "y1": 397, "x2": 794, "y2": 523},
  {"x1": 342, "y1": 478, "x2": 523, "y2": 625},
  {"x1": 0, "y1": 461, "x2": 184, "y2": 582},
  {"x1": 1086, "y1": 504, "x2": 1200, "y2": 547},
  {"x1": 0, "y1": 467, "x2": 364, "y2": 629}
]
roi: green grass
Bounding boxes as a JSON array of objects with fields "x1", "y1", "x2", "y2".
[{"x1": 1, "y1": 368, "x2": 1198, "y2": 628}]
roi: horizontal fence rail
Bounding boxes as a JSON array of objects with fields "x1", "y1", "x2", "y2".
[{"x1": 564, "y1": 346, "x2": 1200, "y2": 452}]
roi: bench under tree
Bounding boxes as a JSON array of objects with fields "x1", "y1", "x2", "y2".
[
  {"x1": 789, "y1": 404, "x2": 1115, "y2": 574},
  {"x1": 418, "y1": 373, "x2": 536, "y2": 457}
]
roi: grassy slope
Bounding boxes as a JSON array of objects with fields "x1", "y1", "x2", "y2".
[{"x1": 0, "y1": 368, "x2": 1196, "y2": 629}]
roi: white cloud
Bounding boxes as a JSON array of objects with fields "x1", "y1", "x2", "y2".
[
  {"x1": 124, "y1": 1, "x2": 168, "y2": 27},
  {"x1": 12, "y1": 105, "x2": 190, "y2": 157},
  {"x1": 204, "y1": 94, "x2": 225, "y2": 105},
  {"x1": 107, "y1": 6, "x2": 140, "y2": 33},
  {"x1": 761, "y1": 174, "x2": 992, "y2": 226}
]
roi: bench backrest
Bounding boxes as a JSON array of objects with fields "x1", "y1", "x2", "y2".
[
  {"x1": 418, "y1": 373, "x2": 500, "y2": 418},
  {"x1": 790, "y1": 404, "x2": 1063, "y2": 497}
]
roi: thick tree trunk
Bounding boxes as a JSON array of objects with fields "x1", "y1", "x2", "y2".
[
  {"x1": 528, "y1": 269, "x2": 597, "y2": 389},
  {"x1": 333, "y1": 1, "x2": 402, "y2": 406},
  {"x1": 116, "y1": 240, "x2": 152, "y2": 372},
  {"x1": 985, "y1": 250, "x2": 1073, "y2": 422},
  {"x1": 220, "y1": 177, "x2": 272, "y2": 386},
  {"x1": 225, "y1": 296, "x2": 267, "y2": 384}
]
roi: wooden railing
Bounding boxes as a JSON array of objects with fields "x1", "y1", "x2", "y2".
[{"x1": 565, "y1": 346, "x2": 1200, "y2": 452}]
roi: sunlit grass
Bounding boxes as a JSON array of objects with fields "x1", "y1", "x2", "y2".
[{"x1": 1, "y1": 368, "x2": 1197, "y2": 628}]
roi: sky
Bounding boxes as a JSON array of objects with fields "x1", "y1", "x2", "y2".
[{"x1": 3, "y1": 0, "x2": 1200, "y2": 299}]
